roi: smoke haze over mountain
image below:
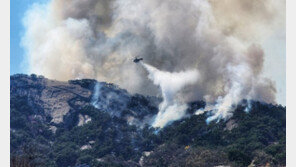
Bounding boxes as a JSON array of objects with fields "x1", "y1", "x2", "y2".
[
  {"x1": 22, "y1": 0, "x2": 285, "y2": 123},
  {"x1": 142, "y1": 62, "x2": 199, "y2": 127}
]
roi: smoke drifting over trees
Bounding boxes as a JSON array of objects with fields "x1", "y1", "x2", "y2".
[
  {"x1": 22, "y1": 0, "x2": 284, "y2": 123},
  {"x1": 142, "y1": 63, "x2": 199, "y2": 127}
]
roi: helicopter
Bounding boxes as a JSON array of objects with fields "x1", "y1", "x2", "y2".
[{"x1": 133, "y1": 57, "x2": 143, "y2": 63}]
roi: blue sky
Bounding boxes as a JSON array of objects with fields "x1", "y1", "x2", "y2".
[
  {"x1": 10, "y1": 0, "x2": 286, "y2": 105},
  {"x1": 10, "y1": 0, "x2": 46, "y2": 75}
]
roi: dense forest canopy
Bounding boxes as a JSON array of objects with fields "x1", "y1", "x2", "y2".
[{"x1": 10, "y1": 75, "x2": 286, "y2": 167}]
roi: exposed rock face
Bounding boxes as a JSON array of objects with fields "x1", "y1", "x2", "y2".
[
  {"x1": 80, "y1": 144, "x2": 92, "y2": 150},
  {"x1": 10, "y1": 74, "x2": 286, "y2": 167},
  {"x1": 11, "y1": 74, "x2": 93, "y2": 124},
  {"x1": 225, "y1": 119, "x2": 238, "y2": 131},
  {"x1": 77, "y1": 114, "x2": 91, "y2": 126},
  {"x1": 10, "y1": 74, "x2": 160, "y2": 128},
  {"x1": 41, "y1": 81, "x2": 92, "y2": 124}
]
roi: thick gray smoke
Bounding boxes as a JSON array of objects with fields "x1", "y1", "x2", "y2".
[
  {"x1": 22, "y1": 0, "x2": 284, "y2": 124},
  {"x1": 142, "y1": 62, "x2": 199, "y2": 128}
]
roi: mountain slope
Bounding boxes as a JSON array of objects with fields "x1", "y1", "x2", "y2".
[{"x1": 10, "y1": 74, "x2": 286, "y2": 167}]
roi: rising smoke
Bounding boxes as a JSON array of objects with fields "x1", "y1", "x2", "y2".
[
  {"x1": 22, "y1": 0, "x2": 284, "y2": 125},
  {"x1": 142, "y1": 62, "x2": 199, "y2": 128}
]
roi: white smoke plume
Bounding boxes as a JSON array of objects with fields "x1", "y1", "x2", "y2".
[
  {"x1": 91, "y1": 82, "x2": 102, "y2": 108},
  {"x1": 22, "y1": 0, "x2": 284, "y2": 124},
  {"x1": 91, "y1": 82, "x2": 131, "y2": 117},
  {"x1": 196, "y1": 63, "x2": 253, "y2": 123},
  {"x1": 141, "y1": 63, "x2": 199, "y2": 128}
]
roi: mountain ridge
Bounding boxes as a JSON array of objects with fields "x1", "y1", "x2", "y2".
[{"x1": 10, "y1": 74, "x2": 286, "y2": 167}]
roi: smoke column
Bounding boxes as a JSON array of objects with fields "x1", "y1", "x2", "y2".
[
  {"x1": 22, "y1": 0, "x2": 284, "y2": 124},
  {"x1": 91, "y1": 83, "x2": 101, "y2": 107},
  {"x1": 141, "y1": 62, "x2": 199, "y2": 128}
]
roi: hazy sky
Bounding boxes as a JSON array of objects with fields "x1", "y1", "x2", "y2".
[
  {"x1": 10, "y1": 0, "x2": 286, "y2": 105},
  {"x1": 10, "y1": 0, "x2": 47, "y2": 74},
  {"x1": 262, "y1": 28, "x2": 286, "y2": 105}
]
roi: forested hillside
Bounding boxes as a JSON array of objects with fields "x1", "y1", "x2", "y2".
[{"x1": 10, "y1": 74, "x2": 286, "y2": 167}]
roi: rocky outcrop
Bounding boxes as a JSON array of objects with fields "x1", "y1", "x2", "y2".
[
  {"x1": 10, "y1": 74, "x2": 160, "y2": 128},
  {"x1": 10, "y1": 74, "x2": 286, "y2": 167},
  {"x1": 11, "y1": 74, "x2": 92, "y2": 124}
]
